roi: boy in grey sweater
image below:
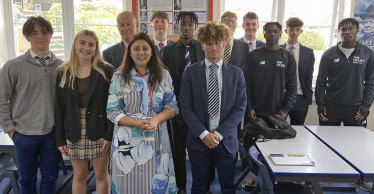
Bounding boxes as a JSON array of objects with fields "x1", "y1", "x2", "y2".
[{"x1": 0, "y1": 16, "x2": 63, "y2": 194}]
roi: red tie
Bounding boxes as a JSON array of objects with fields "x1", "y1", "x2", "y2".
[
  {"x1": 289, "y1": 45, "x2": 295, "y2": 55},
  {"x1": 158, "y1": 43, "x2": 164, "y2": 51}
]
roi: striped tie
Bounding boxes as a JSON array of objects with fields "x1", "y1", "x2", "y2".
[
  {"x1": 184, "y1": 45, "x2": 191, "y2": 67},
  {"x1": 208, "y1": 64, "x2": 219, "y2": 119},
  {"x1": 158, "y1": 42, "x2": 164, "y2": 51},
  {"x1": 34, "y1": 56, "x2": 50, "y2": 67},
  {"x1": 249, "y1": 42, "x2": 253, "y2": 52},
  {"x1": 289, "y1": 45, "x2": 295, "y2": 55},
  {"x1": 223, "y1": 42, "x2": 231, "y2": 63}
]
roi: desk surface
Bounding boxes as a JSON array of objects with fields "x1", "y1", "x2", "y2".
[
  {"x1": 0, "y1": 131, "x2": 14, "y2": 148},
  {"x1": 305, "y1": 125, "x2": 374, "y2": 178},
  {"x1": 256, "y1": 126, "x2": 358, "y2": 177}
]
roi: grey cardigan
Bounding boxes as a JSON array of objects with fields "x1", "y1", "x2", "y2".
[{"x1": 0, "y1": 49, "x2": 64, "y2": 135}]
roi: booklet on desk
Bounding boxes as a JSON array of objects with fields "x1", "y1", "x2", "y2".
[{"x1": 270, "y1": 154, "x2": 315, "y2": 166}]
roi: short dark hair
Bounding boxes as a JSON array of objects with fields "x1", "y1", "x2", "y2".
[
  {"x1": 263, "y1": 22, "x2": 282, "y2": 33},
  {"x1": 285, "y1": 17, "x2": 304, "y2": 28},
  {"x1": 150, "y1": 11, "x2": 169, "y2": 23},
  {"x1": 338, "y1": 18, "x2": 359, "y2": 30},
  {"x1": 22, "y1": 16, "x2": 53, "y2": 37},
  {"x1": 243, "y1": 12, "x2": 259, "y2": 23},
  {"x1": 119, "y1": 33, "x2": 167, "y2": 90},
  {"x1": 175, "y1": 11, "x2": 199, "y2": 26}
]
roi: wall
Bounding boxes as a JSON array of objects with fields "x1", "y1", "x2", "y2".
[{"x1": 0, "y1": 0, "x2": 9, "y2": 67}]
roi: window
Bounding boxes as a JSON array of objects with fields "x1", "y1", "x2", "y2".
[
  {"x1": 12, "y1": 0, "x2": 64, "y2": 59},
  {"x1": 74, "y1": 0, "x2": 123, "y2": 52}
]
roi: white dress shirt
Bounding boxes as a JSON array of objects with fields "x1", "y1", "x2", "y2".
[
  {"x1": 153, "y1": 38, "x2": 168, "y2": 51},
  {"x1": 242, "y1": 36, "x2": 257, "y2": 52},
  {"x1": 285, "y1": 42, "x2": 303, "y2": 95},
  {"x1": 199, "y1": 58, "x2": 224, "y2": 141}
]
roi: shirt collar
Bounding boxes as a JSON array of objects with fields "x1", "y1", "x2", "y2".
[
  {"x1": 153, "y1": 38, "x2": 168, "y2": 47},
  {"x1": 132, "y1": 67, "x2": 149, "y2": 76},
  {"x1": 205, "y1": 58, "x2": 223, "y2": 69},
  {"x1": 178, "y1": 39, "x2": 195, "y2": 48},
  {"x1": 30, "y1": 49, "x2": 51, "y2": 59},
  {"x1": 242, "y1": 36, "x2": 256, "y2": 44},
  {"x1": 286, "y1": 41, "x2": 299, "y2": 49},
  {"x1": 122, "y1": 39, "x2": 129, "y2": 48}
]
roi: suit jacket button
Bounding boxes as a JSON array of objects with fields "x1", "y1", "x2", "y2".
[{"x1": 87, "y1": 112, "x2": 91, "y2": 114}]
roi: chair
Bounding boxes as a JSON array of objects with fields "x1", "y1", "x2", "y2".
[
  {"x1": 238, "y1": 143, "x2": 313, "y2": 194},
  {"x1": 0, "y1": 153, "x2": 20, "y2": 194}
]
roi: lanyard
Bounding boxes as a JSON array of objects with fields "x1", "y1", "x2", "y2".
[
  {"x1": 135, "y1": 68, "x2": 152, "y2": 108},
  {"x1": 122, "y1": 41, "x2": 127, "y2": 51}
]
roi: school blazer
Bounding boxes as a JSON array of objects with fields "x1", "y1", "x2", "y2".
[{"x1": 55, "y1": 62, "x2": 114, "y2": 147}]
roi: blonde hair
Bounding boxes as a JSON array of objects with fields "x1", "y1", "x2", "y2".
[
  {"x1": 56, "y1": 30, "x2": 108, "y2": 89},
  {"x1": 221, "y1": 11, "x2": 238, "y2": 21}
]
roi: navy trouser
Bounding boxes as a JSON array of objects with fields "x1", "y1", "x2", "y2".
[
  {"x1": 188, "y1": 142, "x2": 236, "y2": 194},
  {"x1": 13, "y1": 130, "x2": 60, "y2": 194}
]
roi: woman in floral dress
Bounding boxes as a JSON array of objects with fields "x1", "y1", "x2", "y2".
[{"x1": 106, "y1": 33, "x2": 178, "y2": 194}]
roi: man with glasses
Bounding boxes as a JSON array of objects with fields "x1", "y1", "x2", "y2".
[
  {"x1": 358, "y1": 5, "x2": 374, "y2": 51},
  {"x1": 239, "y1": 12, "x2": 265, "y2": 56},
  {"x1": 315, "y1": 17, "x2": 374, "y2": 192},
  {"x1": 220, "y1": 11, "x2": 249, "y2": 72},
  {"x1": 102, "y1": 11, "x2": 139, "y2": 69}
]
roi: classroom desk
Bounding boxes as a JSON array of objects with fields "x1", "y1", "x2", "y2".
[
  {"x1": 305, "y1": 125, "x2": 374, "y2": 194},
  {"x1": 256, "y1": 126, "x2": 359, "y2": 194}
]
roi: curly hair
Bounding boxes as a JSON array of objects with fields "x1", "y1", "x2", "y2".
[
  {"x1": 196, "y1": 22, "x2": 231, "y2": 44},
  {"x1": 150, "y1": 11, "x2": 169, "y2": 23},
  {"x1": 338, "y1": 18, "x2": 359, "y2": 30},
  {"x1": 285, "y1": 17, "x2": 304, "y2": 28},
  {"x1": 263, "y1": 22, "x2": 282, "y2": 33}
]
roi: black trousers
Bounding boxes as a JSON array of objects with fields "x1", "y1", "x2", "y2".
[
  {"x1": 288, "y1": 95, "x2": 309, "y2": 125},
  {"x1": 170, "y1": 114, "x2": 189, "y2": 190},
  {"x1": 319, "y1": 100, "x2": 368, "y2": 127}
]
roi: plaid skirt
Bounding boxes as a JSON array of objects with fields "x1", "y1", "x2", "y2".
[{"x1": 67, "y1": 109, "x2": 104, "y2": 159}]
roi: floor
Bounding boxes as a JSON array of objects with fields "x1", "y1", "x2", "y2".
[{"x1": 0, "y1": 160, "x2": 372, "y2": 194}]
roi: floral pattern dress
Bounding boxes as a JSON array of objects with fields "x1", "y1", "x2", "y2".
[{"x1": 107, "y1": 68, "x2": 179, "y2": 194}]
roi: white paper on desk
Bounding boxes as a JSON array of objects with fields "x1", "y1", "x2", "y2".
[{"x1": 270, "y1": 154, "x2": 315, "y2": 166}]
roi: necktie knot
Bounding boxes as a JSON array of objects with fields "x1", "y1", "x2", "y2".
[
  {"x1": 34, "y1": 56, "x2": 50, "y2": 66},
  {"x1": 249, "y1": 42, "x2": 253, "y2": 46},
  {"x1": 209, "y1": 64, "x2": 218, "y2": 71},
  {"x1": 158, "y1": 42, "x2": 164, "y2": 50}
]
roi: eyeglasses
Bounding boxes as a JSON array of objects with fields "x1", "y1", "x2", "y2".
[{"x1": 222, "y1": 19, "x2": 237, "y2": 24}]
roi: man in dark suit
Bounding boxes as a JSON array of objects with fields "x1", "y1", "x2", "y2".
[
  {"x1": 150, "y1": 11, "x2": 174, "y2": 58},
  {"x1": 102, "y1": 11, "x2": 139, "y2": 69},
  {"x1": 161, "y1": 12, "x2": 205, "y2": 194},
  {"x1": 239, "y1": 12, "x2": 265, "y2": 52},
  {"x1": 179, "y1": 21, "x2": 247, "y2": 194},
  {"x1": 280, "y1": 17, "x2": 315, "y2": 125},
  {"x1": 220, "y1": 11, "x2": 249, "y2": 72}
]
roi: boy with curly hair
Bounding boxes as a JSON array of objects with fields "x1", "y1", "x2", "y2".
[{"x1": 179, "y1": 22, "x2": 247, "y2": 194}]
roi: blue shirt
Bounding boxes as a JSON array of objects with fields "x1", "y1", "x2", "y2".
[
  {"x1": 122, "y1": 40, "x2": 129, "y2": 52},
  {"x1": 199, "y1": 58, "x2": 223, "y2": 141}
]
